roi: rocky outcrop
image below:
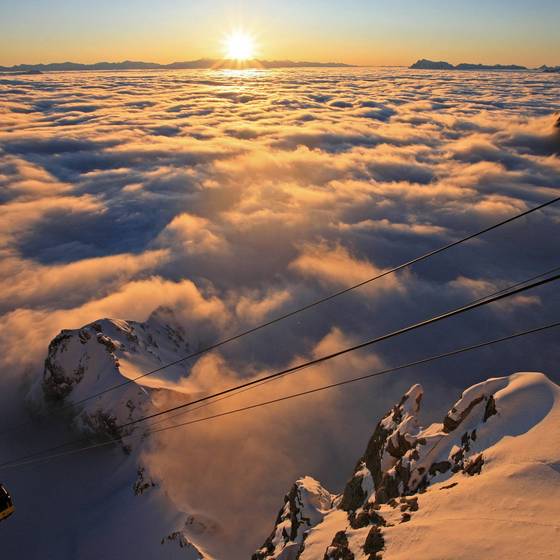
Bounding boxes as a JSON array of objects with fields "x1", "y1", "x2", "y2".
[
  {"x1": 324, "y1": 532, "x2": 354, "y2": 560},
  {"x1": 340, "y1": 384, "x2": 423, "y2": 512},
  {"x1": 255, "y1": 377, "x2": 507, "y2": 559},
  {"x1": 253, "y1": 477, "x2": 334, "y2": 560},
  {"x1": 363, "y1": 526, "x2": 385, "y2": 559},
  {"x1": 375, "y1": 378, "x2": 501, "y2": 502},
  {"x1": 160, "y1": 531, "x2": 205, "y2": 558},
  {"x1": 133, "y1": 466, "x2": 157, "y2": 496}
]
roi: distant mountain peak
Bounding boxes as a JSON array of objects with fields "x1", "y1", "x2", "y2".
[
  {"x1": 0, "y1": 59, "x2": 354, "y2": 73},
  {"x1": 410, "y1": 58, "x2": 529, "y2": 71}
]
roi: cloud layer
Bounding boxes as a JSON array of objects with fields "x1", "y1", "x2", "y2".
[{"x1": 1, "y1": 67, "x2": 559, "y2": 557}]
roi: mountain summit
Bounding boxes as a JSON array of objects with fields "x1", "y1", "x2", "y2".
[
  {"x1": 28, "y1": 308, "x2": 198, "y2": 444},
  {"x1": 254, "y1": 372, "x2": 560, "y2": 559}
]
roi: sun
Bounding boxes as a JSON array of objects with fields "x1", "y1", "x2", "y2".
[{"x1": 224, "y1": 31, "x2": 256, "y2": 61}]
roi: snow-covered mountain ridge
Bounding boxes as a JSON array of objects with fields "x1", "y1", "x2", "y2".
[
  {"x1": 23, "y1": 314, "x2": 560, "y2": 559},
  {"x1": 25, "y1": 309, "x2": 214, "y2": 559},
  {"x1": 28, "y1": 307, "x2": 197, "y2": 443},
  {"x1": 254, "y1": 372, "x2": 560, "y2": 559}
]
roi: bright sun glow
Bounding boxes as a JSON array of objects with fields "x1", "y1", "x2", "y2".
[{"x1": 224, "y1": 31, "x2": 256, "y2": 61}]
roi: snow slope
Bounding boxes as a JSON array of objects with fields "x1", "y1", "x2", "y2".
[
  {"x1": 10, "y1": 311, "x2": 560, "y2": 560},
  {"x1": 14, "y1": 309, "x2": 214, "y2": 559},
  {"x1": 1, "y1": 434, "x2": 211, "y2": 560},
  {"x1": 254, "y1": 372, "x2": 560, "y2": 559}
]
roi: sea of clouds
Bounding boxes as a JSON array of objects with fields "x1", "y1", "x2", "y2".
[{"x1": 0, "y1": 67, "x2": 559, "y2": 556}]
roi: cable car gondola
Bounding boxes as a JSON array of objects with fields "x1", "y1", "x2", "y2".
[{"x1": 0, "y1": 484, "x2": 14, "y2": 522}]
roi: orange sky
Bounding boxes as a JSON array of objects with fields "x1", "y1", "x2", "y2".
[{"x1": 1, "y1": 0, "x2": 559, "y2": 67}]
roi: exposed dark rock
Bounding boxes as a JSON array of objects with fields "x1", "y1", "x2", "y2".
[
  {"x1": 286, "y1": 485, "x2": 302, "y2": 541},
  {"x1": 483, "y1": 396, "x2": 497, "y2": 422},
  {"x1": 254, "y1": 487, "x2": 295, "y2": 560},
  {"x1": 464, "y1": 454, "x2": 484, "y2": 476},
  {"x1": 451, "y1": 447, "x2": 464, "y2": 470},
  {"x1": 255, "y1": 382, "x2": 505, "y2": 559},
  {"x1": 133, "y1": 466, "x2": 157, "y2": 496},
  {"x1": 160, "y1": 532, "x2": 203, "y2": 558},
  {"x1": 251, "y1": 542, "x2": 274, "y2": 560},
  {"x1": 253, "y1": 479, "x2": 331, "y2": 560},
  {"x1": 341, "y1": 386, "x2": 423, "y2": 511},
  {"x1": 363, "y1": 526, "x2": 385, "y2": 559},
  {"x1": 349, "y1": 510, "x2": 370, "y2": 529},
  {"x1": 448, "y1": 429, "x2": 486, "y2": 477},
  {"x1": 78, "y1": 329, "x2": 91, "y2": 344},
  {"x1": 97, "y1": 333, "x2": 117, "y2": 353},
  {"x1": 324, "y1": 531, "x2": 355, "y2": 560},
  {"x1": 349, "y1": 505, "x2": 387, "y2": 530},
  {"x1": 340, "y1": 470, "x2": 368, "y2": 512},
  {"x1": 443, "y1": 396, "x2": 484, "y2": 433},
  {"x1": 43, "y1": 332, "x2": 86, "y2": 401},
  {"x1": 399, "y1": 497, "x2": 418, "y2": 512},
  {"x1": 80, "y1": 409, "x2": 131, "y2": 451},
  {"x1": 386, "y1": 431, "x2": 415, "y2": 458},
  {"x1": 375, "y1": 461, "x2": 412, "y2": 504},
  {"x1": 429, "y1": 461, "x2": 451, "y2": 477}
]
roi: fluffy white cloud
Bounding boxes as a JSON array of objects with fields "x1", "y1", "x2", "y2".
[{"x1": 1, "y1": 68, "x2": 559, "y2": 558}]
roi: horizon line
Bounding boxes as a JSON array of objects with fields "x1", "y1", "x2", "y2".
[
  {"x1": 1, "y1": 57, "x2": 556, "y2": 73},
  {"x1": 0, "y1": 57, "x2": 358, "y2": 69}
]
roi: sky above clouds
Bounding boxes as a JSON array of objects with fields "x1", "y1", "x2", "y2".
[
  {"x1": 1, "y1": 0, "x2": 559, "y2": 66},
  {"x1": 0, "y1": 66, "x2": 559, "y2": 556}
]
